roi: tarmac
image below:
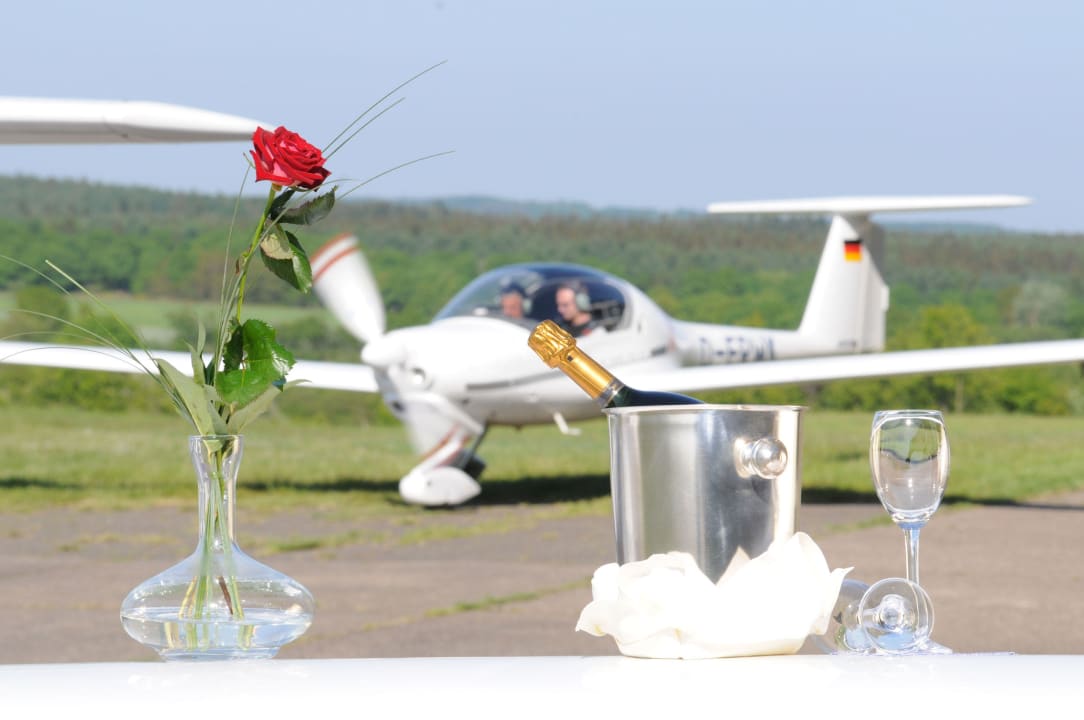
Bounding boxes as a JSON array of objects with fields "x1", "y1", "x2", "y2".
[{"x1": 2, "y1": 487, "x2": 1083, "y2": 664}]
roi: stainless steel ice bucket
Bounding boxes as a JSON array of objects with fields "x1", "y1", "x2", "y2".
[{"x1": 604, "y1": 404, "x2": 804, "y2": 581}]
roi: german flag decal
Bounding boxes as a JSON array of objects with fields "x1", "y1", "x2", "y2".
[{"x1": 843, "y1": 238, "x2": 862, "y2": 262}]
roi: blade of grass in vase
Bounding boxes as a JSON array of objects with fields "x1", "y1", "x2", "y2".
[
  {"x1": 337, "y1": 151, "x2": 455, "y2": 202},
  {"x1": 323, "y1": 60, "x2": 446, "y2": 159}
]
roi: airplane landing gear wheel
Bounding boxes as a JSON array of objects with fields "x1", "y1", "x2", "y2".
[{"x1": 398, "y1": 466, "x2": 482, "y2": 506}]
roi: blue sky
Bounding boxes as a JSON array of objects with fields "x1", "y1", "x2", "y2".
[{"x1": 3, "y1": 1, "x2": 1081, "y2": 232}]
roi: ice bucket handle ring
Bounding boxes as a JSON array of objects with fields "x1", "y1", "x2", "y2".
[{"x1": 735, "y1": 436, "x2": 789, "y2": 479}]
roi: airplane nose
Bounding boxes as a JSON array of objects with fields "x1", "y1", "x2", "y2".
[{"x1": 361, "y1": 335, "x2": 407, "y2": 369}]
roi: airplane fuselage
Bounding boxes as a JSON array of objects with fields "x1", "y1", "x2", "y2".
[{"x1": 368, "y1": 273, "x2": 846, "y2": 437}]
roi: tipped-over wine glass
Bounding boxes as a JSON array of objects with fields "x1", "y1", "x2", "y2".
[{"x1": 817, "y1": 576, "x2": 937, "y2": 655}]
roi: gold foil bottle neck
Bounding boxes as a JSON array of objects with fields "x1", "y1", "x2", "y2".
[
  {"x1": 528, "y1": 320, "x2": 576, "y2": 367},
  {"x1": 527, "y1": 319, "x2": 617, "y2": 402}
]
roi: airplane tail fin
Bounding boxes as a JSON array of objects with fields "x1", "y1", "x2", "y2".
[
  {"x1": 798, "y1": 213, "x2": 888, "y2": 352},
  {"x1": 707, "y1": 196, "x2": 1031, "y2": 354}
]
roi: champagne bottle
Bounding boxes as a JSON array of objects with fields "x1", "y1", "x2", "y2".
[{"x1": 527, "y1": 320, "x2": 703, "y2": 408}]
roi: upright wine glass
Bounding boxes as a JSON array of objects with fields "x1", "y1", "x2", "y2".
[{"x1": 867, "y1": 409, "x2": 951, "y2": 653}]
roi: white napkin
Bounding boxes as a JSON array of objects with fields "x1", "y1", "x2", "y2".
[{"x1": 576, "y1": 532, "x2": 850, "y2": 659}]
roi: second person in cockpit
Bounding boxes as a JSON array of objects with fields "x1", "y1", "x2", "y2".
[{"x1": 555, "y1": 283, "x2": 599, "y2": 337}]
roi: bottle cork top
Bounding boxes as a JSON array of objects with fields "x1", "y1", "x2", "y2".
[{"x1": 527, "y1": 320, "x2": 575, "y2": 367}]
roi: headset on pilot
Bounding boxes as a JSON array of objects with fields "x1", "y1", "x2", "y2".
[{"x1": 554, "y1": 281, "x2": 599, "y2": 337}]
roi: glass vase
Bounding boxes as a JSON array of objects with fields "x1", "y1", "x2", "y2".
[{"x1": 120, "y1": 435, "x2": 315, "y2": 660}]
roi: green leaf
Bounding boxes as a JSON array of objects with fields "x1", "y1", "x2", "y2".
[
  {"x1": 217, "y1": 319, "x2": 296, "y2": 409},
  {"x1": 186, "y1": 343, "x2": 207, "y2": 385},
  {"x1": 187, "y1": 319, "x2": 210, "y2": 384},
  {"x1": 268, "y1": 188, "x2": 297, "y2": 220},
  {"x1": 259, "y1": 225, "x2": 296, "y2": 260},
  {"x1": 156, "y1": 360, "x2": 227, "y2": 436},
  {"x1": 225, "y1": 385, "x2": 279, "y2": 434},
  {"x1": 259, "y1": 227, "x2": 313, "y2": 293},
  {"x1": 222, "y1": 379, "x2": 291, "y2": 434},
  {"x1": 279, "y1": 189, "x2": 335, "y2": 226}
]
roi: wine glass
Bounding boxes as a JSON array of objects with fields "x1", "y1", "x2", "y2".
[
  {"x1": 857, "y1": 577, "x2": 935, "y2": 654},
  {"x1": 815, "y1": 410, "x2": 951, "y2": 654},
  {"x1": 870, "y1": 410, "x2": 949, "y2": 586},
  {"x1": 868, "y1": 409, "x2": 951, "y2": 653}
]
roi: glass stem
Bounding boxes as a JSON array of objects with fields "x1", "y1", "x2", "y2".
[{"x1": 902, "y1": 525, "x2": 922, "y2": 585}]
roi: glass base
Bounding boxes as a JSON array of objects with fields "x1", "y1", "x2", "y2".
[
  {"x1": 121, "y1": 606, "x2": 311, "y2": 660},
  {"x1": 860, "y1": 577, "x2": 934, "y2": 654},
  {"x1": 120, "y1": 549, "x2": 315, "y2": 661}
]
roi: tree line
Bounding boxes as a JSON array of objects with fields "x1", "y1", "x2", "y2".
[{"x1": 1, "y1": 175, "x2": 1083, "y2": 420}]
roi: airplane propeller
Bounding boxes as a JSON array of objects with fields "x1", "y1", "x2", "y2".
[
  {"x1": 310, "y1": 234, "x2": 484, "y2": 506},
  {"x1": 311, "y1": 235, "x2": 386, "y2": 345}
]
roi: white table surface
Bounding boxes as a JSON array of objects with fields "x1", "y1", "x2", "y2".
[{"x1": 1, "y1": 654, "x2": 1080, "y2": 717}]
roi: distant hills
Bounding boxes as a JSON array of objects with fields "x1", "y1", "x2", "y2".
[{"x1": 0, "y1": 174, "x2": 1027, "y2": 232}]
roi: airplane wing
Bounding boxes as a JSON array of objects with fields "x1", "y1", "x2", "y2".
[
  {"x1": 621, "y1": 339, "x2": 1084, "y2": 394},
  {"x1": 290, "y1": 358, "x2": 379, "y2": 393},
  {"x1": 0, "y1": 98, "x2": 268, "y2": 144},
  {"x1": 0, "y1": 341, "x2": 378, "y2": 393},
  {"x1": 706, "y1": 195, "x2": 1032, "y2": 216}
]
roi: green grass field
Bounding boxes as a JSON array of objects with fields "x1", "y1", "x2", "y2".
[{"x1": 3, "y1": 406, "x2": 1084, "y2": 514}]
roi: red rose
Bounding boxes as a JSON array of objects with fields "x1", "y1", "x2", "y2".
[{"x1": 250, "y1": 126, "x2": 331, "y2": 190}]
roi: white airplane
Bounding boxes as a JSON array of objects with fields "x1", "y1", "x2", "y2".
[
  {"x1": 300, "y1": 194, "x2": 1084, "y2": 506},
  {"x1": 5, "y1": 100, "x2": 1084, "y2": 507}
]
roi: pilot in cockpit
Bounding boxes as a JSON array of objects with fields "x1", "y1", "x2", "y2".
[
  {"x1": 555, "y1": 282, "x2": 600, "y2": 337},
  {"x1": 499, "y1": 282, "x2": 528, "y2": 319}
]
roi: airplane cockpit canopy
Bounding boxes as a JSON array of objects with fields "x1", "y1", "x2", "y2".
[{"x1": 434, "y1": 263, "x2": 628, "y2": 332}]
